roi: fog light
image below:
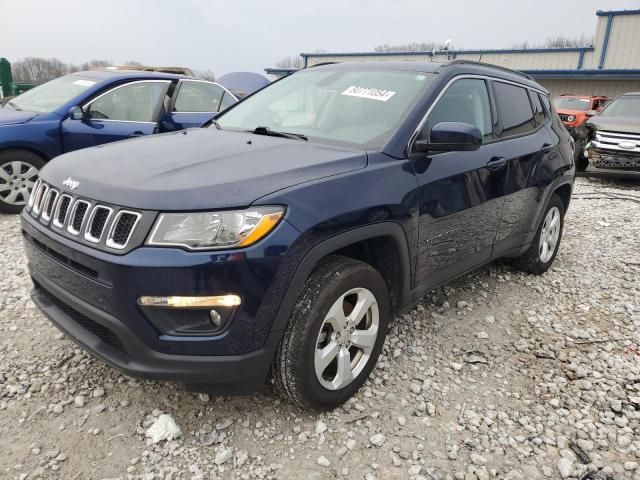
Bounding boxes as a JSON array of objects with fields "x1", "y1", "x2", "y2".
[
  {"x1": 209, "y1": 309, "x2": 222, "y2": 327},
  {"x1": 138, "y1": 295, "x2": 241, "y2": 309}
]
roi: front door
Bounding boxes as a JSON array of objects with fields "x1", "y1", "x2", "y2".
[
  {"x1": 412, "y1": 77, "x2": 509, "y2": 291},
  {"x1": 60, "y1": 80, "x2": 170, "y2": 152}
]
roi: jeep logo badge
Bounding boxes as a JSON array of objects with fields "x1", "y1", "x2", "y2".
[{"x1": 62, "y1": 177, "x2": 80, "y2": 190}]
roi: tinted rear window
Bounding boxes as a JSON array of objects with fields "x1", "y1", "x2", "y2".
[{"x1": 494, "y1": 82, "x2": 536, "y2": 136}]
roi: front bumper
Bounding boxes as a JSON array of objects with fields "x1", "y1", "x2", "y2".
[
  {"x1": 21, "y1": 212, "x2": 305, "y2": 392},
  {"x1": 588, "y1": 146, "x2": 640, "y2": 175}
]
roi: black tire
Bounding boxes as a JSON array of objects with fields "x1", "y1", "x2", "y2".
[
  {"x1": 573, "y1": 137, "x2": 588, "y2": 171},
  {"x1": 513, "y1": 194, "x2": 565, "y2": 275},
  {"x1": 0, "y1": 150, "x2": 45, "y2": 214},
  {"x1": 272, "y1": 255, "x2": 390, "y2": 410}
]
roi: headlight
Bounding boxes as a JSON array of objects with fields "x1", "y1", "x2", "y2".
[
  {"x1": 567, "y1": 115, "x2": 576, "y2": 122},
  {"x1": 147, "y1": 206, "x2": 284, "y2": 250}
]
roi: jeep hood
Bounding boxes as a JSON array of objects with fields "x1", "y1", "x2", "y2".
[
  {"x1": 587, "y1": 116, "x2": 640, "y2": 134},
  {"x1": 40, "y1": 128, "x2": 368, "y2": 210},
  {"x1": 0, "y1": 107, "x2": 40, "y2": 125}
]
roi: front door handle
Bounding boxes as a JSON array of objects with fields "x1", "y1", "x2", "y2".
[{"x1": 486, "y1": 156, "x2": 507, "y2": 170}]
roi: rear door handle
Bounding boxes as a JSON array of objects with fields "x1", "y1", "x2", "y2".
[{"x1": 486, "y1": 156, "x2": 507, "y2": 170}]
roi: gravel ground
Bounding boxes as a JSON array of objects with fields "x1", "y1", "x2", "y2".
[{"x1": 1, "y1": 177, "x2": 639, "y2": 480}]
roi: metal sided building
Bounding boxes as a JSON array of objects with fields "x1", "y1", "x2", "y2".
[{"x1": 266, "y1": 9, "x2": 640, "y2": 99}]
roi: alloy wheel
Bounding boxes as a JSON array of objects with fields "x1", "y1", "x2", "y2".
[
  {"x1": 314, "y1": 287, "x2": 379, "y2": 391},
  {"x1": 539, "y1": 206, "x2": 561, "y2": 263},
  {"x1": 0, "y1": 161, "x2": 39, "y2": 206}
]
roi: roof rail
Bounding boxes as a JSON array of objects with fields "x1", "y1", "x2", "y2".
[
  {"x1": 308, "y1": 62, "x2": 339, "y2": 68},
  {"x1": 444, "y1": 60, "x2": 534, "y2": 80}
]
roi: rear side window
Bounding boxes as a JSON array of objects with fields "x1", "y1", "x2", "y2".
[
  {"x1": 494, "y1": 82, "x2": 536, "y2": 137},
  {"x1": 174, "y1": 81, "x2": 225, "y2": 113},
  {"x1": 530, "y1": 91, "x2": 545, "y2": 125}
]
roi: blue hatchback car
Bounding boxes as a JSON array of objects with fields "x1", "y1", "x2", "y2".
[
  {"x1": 0, "y1": 70, "x2": 238, "y2": 212},
  {"x1": 22, "y1": 61, "x2": 574, "y2": 409}
]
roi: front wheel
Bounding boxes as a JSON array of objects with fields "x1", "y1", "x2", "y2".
[
  {"x1": 513, "y1": 194, "x2": 565, "y2": 275},
  {"x1": 272, "y1": 256, "x2": 390, "y2": 410},
  {"x1": 0, "y1": 150, "x2": 44, "y2": 214}
]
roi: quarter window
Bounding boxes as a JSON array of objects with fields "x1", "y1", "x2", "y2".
[
  {"x1": 539, "y1": 93, "x2": 552, "y2": 118},
  {"x1": 530, "y1": 91, "x2": 545, "y2": 125},
  {"x1": 86, "y1": 81, "x2": 168, "y2": 122},
  {"x1": 494, "y1": 82, "x2": 536, "y2": 136},
  {"x1": 174, "y1": 81, "x2": 225, "y2": 112},
  {"x1": 422, "y1": 78, "x2": 494, "y2": 141}
]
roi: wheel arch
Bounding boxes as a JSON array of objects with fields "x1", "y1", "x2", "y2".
[
  {"x1": 268, "y1": 222, "x2": 412, "y2": 336},
  {"x1": 0, "y1": 146, "x2": 51, "y2": 163}
]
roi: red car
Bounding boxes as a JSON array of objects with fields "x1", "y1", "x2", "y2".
[{"x1": 556, "y1": 95, "x2": 608, "y2": 129}]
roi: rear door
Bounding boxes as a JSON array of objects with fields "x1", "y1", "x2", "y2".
[
  {"x1": 61, "y1": 80, "x2": 170, "y2": 152},
  {"x1": 412, "y1": 77, "x2": 510, "y2": 291},
  {"x1": 491, "y1": 81, "x2": 556, "y2": 254},
  {"x1": 163, "y1": 80, "x2": 236, "y2": 130}
]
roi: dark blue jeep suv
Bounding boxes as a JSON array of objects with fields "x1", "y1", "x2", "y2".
[{"x1": 21, "y1": 61, "x2": 574, "y2": 409}]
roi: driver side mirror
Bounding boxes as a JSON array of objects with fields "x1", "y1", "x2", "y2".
[
  {"x1": 68, "y1": 106, "x2": 85, "y2": 121},
  {"x1": 586, "y1": 109, "x2": 597, "y2": 117},
  {"x1": 412, "y1": 121, "x2": 483, "y2": 154}
]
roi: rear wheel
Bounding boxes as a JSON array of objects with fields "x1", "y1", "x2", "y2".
[
  {"x1": 513, "y1": 194, "x2": 565, "y2": 275},
  {"x1": 0, "y1": 150, "x2": 44, "y2": 214},
  {"x1": 272, "y1": 256, "x2": 390, "y2": 410}
]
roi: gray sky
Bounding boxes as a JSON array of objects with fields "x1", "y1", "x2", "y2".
[{"x1": 2, "y1": 0, "x2": 638, "y2": 76}]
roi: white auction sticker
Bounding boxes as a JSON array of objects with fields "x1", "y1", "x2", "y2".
[
  {"x1": 342, "y1": 86, "x2": 396, "y2": 102},
  {"x1": 73, "y1": 79, "x2": 96, "y2": 87}
]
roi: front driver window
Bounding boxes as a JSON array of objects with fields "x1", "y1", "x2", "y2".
[
  {"x1": 174, "y1": 81, "x2": 225, "y2": 113},
  {"x1": 422, "y1": 78, "x2": 493, "y2": 141},
  {"x1": 86, "y1": 81, "x2": 169, "y2": 122}
]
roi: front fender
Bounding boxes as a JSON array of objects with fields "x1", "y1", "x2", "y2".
[{"x1": 267, "y1": 222, "x2": 412, "y2": 337}]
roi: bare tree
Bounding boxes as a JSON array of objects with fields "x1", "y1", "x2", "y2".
[
  {"x1": 275, "y1": 56, "x2": 304, "y2": 70},
  {"x1": 544, "y1": 34, "x2": 593, "y2": 48},
  {"x1": 512, "y1": 34, "x2": 593, "y2": 49},
  {"x1": 12, "y1": 57, "x2": 69, "y2": 83},
  {"x1": 194, "y1": 69, "x2": 216, "y2": 81},
  {"x1": 374, "y1": 42, "x2": 441, "y2": 53},
  {"x1": 79, "y1": 59, "x2": 112, "y2": 71}
]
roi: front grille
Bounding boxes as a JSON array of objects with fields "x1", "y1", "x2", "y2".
[
  {"x1": 68, "y1": 200, "x2": 89, "y2": 235},
  {"x1": 591, "y1": 147, "x2": 640, "y2": 170},
  {"x1": 594, "y1": 130, "x2": 640, "y2": 153},
  {"x1": 106, "y1": 211, "x2": 141, "y2": 250},
  {"x1": 42, "y1": 189, "x2": 58, "y2": 222},
  {"x1": 53, "y1": 195, "x2": 72, "y2": 228},
  {"x1": 36, "y1": 283, "x2": 127, "y2": 355},
  {"x1": 31, "y1": 183, "x2": 48, "y2": 216},
  {"x1": 24, "y1": 231, "x2": 99, "y2": 279},
  {"x1": 26, "y1": 180, "x2": 144, "y2": 251},
  {"x1": 85, "y1": 206, "x2": 112, "y2": 243},
  {"x1": 559, "y1": 114, "x2": 569, "y2": 122}
]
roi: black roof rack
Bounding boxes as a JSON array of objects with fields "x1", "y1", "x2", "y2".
[{"x1": 444, "y1": 60, "x2": 534, "y2": 80}]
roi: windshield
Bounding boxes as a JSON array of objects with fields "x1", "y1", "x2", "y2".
[
  {"x1": 9, "y1": 75, "x2": 97, "y2": 113},
  {"x1": 599, "y1": 95, "x2": 640, "y2": 118},
  {"x1": 216, "y1": 69, "x2": 435, "y2": 149},
  {"x1": 555, "y1": 97, "x2": 590, "y2": 111}
]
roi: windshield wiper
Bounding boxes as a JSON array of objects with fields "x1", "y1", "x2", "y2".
[
  {"x1": 252, "y1": 126, "x2": 307, "y2": 141},
  {"x1": 4, "y1": 100, "x2": 21, "y2": 111}
]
